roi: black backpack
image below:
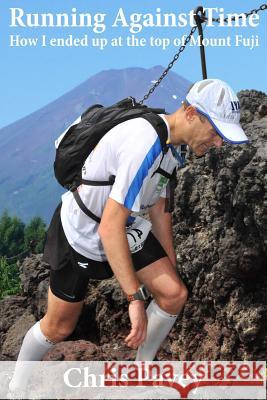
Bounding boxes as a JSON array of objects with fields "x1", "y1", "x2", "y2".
[{"x1": 54, "y1": 97, "x2": 174, "y2": 223}]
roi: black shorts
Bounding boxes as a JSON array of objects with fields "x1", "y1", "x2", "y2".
[{"x1": 43, "y1": 203, "x2": 167, "y2": 302}]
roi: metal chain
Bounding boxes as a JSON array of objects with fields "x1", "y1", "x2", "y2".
[
  {"x1": 5, "y1": 249, "x2": 30, "y2": 262},
  {"x1": 5, "y1": 240, "x2": 37, "y2": 263},
  {"x1": 139, "y1": 26, "x2": 197, "y2": 104},
  {"x1": 140, "y1": 4, "x2": 267, "y2": 104},
  {"x1": 209, "y1": 3, "x2": 267, "y2": 23}
]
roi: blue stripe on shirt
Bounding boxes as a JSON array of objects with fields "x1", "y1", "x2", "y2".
[{"x1": 124, "y1": 137, "x2": 162, "y2": 210}]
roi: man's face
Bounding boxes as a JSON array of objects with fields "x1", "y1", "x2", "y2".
[{"x1": 185, "y1": 108, "x2": 224, "y2": 156}]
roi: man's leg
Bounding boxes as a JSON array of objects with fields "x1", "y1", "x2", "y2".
[
  {"x1": 135, "y1": 256, "x2": 188, "y2": 360},
  {"x1": 9, "y1": 287, "x2": 84, "y2": 391}
]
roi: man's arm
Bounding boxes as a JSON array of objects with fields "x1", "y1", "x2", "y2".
[
  {"x1": 98, "y1": 198, "x2": 140, "y2": 294},
  {"x1": 149, "y1": 197, "x2": 176, "y2": 268},
  {"x1": 98, "y1": 198, "x2": 147, "y2": 348}
]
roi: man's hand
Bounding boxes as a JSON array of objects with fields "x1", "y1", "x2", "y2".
[{"x1": 125, "y1": 301, "x2": 147, "y2": 349}]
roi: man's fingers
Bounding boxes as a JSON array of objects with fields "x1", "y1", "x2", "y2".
[
  {"x1": 125, "y1": 325, "x2": 139, "y2": 339},
  {"x1": 127, "y1": 322, "x2": 146, "y2": 341},
  {"x1": 125, "y1": 323, "x2": 147, "y2": 348},
  {"x1": 125, "y1": 328, "x2": 143, "y2": 345}
]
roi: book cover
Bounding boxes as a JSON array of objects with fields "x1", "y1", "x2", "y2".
[{"x1": 0, "y1": 1, "x2": 266, "y2": 399}]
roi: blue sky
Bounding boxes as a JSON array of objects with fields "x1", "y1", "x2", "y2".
[{"x1": 0, "y1": 0, "x2": 266, "y2": 128}]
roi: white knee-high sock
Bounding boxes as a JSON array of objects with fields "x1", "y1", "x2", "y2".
[
  {"x1": 135, "y1": 299, "x2": 178, "y2": 361},
  {"x1": 9, "y1": 320, "x2": 55, "y2": 391}
]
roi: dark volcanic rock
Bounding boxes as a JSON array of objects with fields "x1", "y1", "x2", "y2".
[
  {"x1": 0, "y1": 89, "x2": 266, "y2": 362},
  {"x1": 43, "y1": 339, "x2": 136, "y2": 361},
  {"x1": 1, "y1": 312, "x2": 36, "y2": 359},
  {"x1": 0, "y1": 296, "x2": 28, "y2": 359},
  {"x1": 43, "y1": 340, "x2": 100, "y2": 361},
  {"x1": 170, "y1": 90, "x2": 267, "y2": 360},
  {"x1": 19, "y1": 254, "x2": 50, "y2": 318}
]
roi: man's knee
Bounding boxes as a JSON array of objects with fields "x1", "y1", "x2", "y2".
[
  {"x1": 40, "y1": 316, "x2": 77, "y2": 343},
  {"x1": 155, "y1": 282, "x2": 188, "y2": 314}
]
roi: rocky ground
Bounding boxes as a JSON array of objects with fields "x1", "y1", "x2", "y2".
[{"x1": 0, "y1": 90, "x2": 266, "y2": 364}]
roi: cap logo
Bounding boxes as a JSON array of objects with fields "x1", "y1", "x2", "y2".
[{"x1": 231, "y1": 101, "x2": 240, "y2": 113}]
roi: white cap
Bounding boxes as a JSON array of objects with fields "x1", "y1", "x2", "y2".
[{"x1": 186, "y1": 79, "x2": 250, "y2": 144}]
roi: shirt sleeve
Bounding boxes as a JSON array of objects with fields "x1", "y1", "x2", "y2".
[{"x1": 109, "y1": 118, "x2": 162, "y2": 212}]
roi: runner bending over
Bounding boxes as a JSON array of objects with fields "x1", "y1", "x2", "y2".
[{"x1": 9, "y1": 79, "x2": 249, "y2": 392}]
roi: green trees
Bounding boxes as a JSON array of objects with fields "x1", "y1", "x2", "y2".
[
  {"x1": 0, "y1": 211, "x2": 46, "y2": 258},
  {"x1": 24, "y1": 217, "x2": 46, "y2": 254},
  {"x1": 0, "y1": 211, "x2": 47, "y2": 299},
  {"x1": 0, "y1": 258, "x2": 20, "y2": 299},
  {"x1": 0, "y1": 211, "x2": 25, "y2": 258}
]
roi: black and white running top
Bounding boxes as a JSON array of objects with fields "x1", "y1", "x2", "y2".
[{"x1": 60, "y1": 114, "x2": 179, "y2": 261}]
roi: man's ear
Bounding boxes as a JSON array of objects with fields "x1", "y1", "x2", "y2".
[{"x1": 185, "y1": 105, "x2": 197, "y2": 122}]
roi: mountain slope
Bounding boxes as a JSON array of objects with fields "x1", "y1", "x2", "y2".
[{"x1": 0, "y1": 66, "x2": 191, "y2": 223}]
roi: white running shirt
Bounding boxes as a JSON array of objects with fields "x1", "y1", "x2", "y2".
[{"x1": 60, "y1": 115, "x2": 179, "y2": 261}]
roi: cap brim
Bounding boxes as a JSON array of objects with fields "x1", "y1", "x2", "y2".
[
  {"x1": 210, "y1": 117, "x2": 250, "y2": 144},
  {"x1": 191, "y1": 104, "x2": 250, "y2": 144}
]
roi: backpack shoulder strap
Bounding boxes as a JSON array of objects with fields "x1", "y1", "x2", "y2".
[
  {"x1": 141, "y1": 113, "x2": 168, "y2": 152},
  {"x1": 142, "y1": 113, "x2": 180, "y2": 214}
]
